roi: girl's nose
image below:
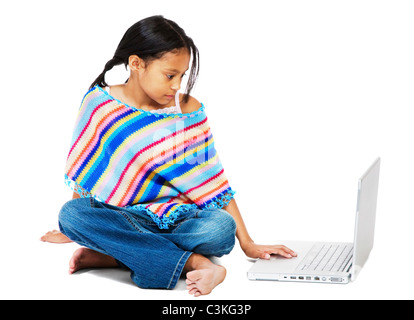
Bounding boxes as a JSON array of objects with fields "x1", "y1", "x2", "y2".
[{"x1": 171, "y1": 79, "x2": 181, "y2": 91}]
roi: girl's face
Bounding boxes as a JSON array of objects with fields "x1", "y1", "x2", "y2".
[{"x1": 136, "y1": 48, "x2": 190, "y2": 107}]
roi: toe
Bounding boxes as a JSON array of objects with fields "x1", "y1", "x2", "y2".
[{"x1": 186, "y1": 270, "x2": 202, "y2": 282}]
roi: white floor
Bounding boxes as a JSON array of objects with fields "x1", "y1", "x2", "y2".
[{"x1": 2, "y1": 225, "x2": 413, "y2": 300}]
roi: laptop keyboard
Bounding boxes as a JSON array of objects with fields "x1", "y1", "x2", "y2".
[{"x1": 296, "y1": 244, "x2": 353, "y2": 272}]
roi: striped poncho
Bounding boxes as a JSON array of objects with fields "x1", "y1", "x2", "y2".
[{"x1": 64, "y1": 86, "x2": 235, "y2": 229}]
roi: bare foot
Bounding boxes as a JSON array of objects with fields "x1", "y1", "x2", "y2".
[
  {"x1": 184, "y1": 254, "x2": 226, "y2": 297},
  {"x1": 40, "y1": 230, "x2": 73, "y2": 243},
  {"x1": 69, "y1": 247, "x2": 118, "y2": 274}
]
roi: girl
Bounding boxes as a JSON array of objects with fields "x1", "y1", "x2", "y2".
[{"x1": 42, "y1": 15, "x2": 296, "y2": 297}]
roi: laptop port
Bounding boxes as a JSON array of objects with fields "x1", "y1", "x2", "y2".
[
  {"x1": 298, "y1": 276, "x2": 304, "y2": 280},
  {"x1": 331, "y1": 277, "x2": 343, "y2": 282},
  {"x1": 314, "y1": 277, "x2": 320, "y2": 281},
  {"x1": 290, "y1": 276, "x2": 296, "y2": 279}
]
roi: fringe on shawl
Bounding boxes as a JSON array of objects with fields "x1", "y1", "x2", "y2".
[{"x1": 65, "y1": 174, "x2": 235, "y2": 229}]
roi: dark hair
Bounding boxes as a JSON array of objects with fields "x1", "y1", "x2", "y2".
[{"x1": 90, "y1": 15, "x2": 199, "y2": 103}]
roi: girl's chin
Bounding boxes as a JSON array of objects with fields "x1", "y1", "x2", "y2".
[
  {"x1": 164, "y1": 95, "x2": 175, "y2": 103},
  {"x1": 146, "y1": 94, "x2": 174, "y2": 108}
]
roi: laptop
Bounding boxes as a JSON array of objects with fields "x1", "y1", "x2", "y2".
[{"x1": 247, "y1": 158, "x2": 381, "y2": 284}]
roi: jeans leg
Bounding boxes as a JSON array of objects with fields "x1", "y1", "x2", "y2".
[
  {"x1": 163, "y1": 208, "x2": 237, "y2": 257},
  {"x1": 58, "y1": 198, "x2": 192, "y2": 289}
]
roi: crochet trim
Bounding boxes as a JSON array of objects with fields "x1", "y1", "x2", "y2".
[
  {"x1": 203, "y1": 189, "x2": 236, "y2": 210},
  {"x1": 65, "y1": 174, "x2": 107, "y2": 203},
  {"x1": 96, "y1": 85, "x2": 205, "y2": 119},
  {"x1": 65, "y1": 175, "x2": 235, "y2": 229},
  {"x1": 128, "y1": 203, "x2": 198, "y2": 230},
  {"x1": 65, "y1": 174, "x2": 91, "y2": 198}
]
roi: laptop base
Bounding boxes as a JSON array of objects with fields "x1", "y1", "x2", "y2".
[{"x1": 247, "y1": 241, "x2": 353, "y2": 284}]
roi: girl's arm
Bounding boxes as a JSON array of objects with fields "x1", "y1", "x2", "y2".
[{"x1": 224, "y1": 199, "x2": 297, "y2": 260}]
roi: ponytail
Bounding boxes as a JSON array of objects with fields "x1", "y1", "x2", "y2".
[{"x1": 90, "y1": 56, "x2": 124, "y2": 89}]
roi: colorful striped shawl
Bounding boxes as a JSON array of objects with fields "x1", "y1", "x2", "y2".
[{"x1": 64, "y1": 86, "x2": 235, "y2": 229}]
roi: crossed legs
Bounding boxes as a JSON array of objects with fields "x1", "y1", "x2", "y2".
[{"x1": 54, "y1": 198, "x2": 236, "y2": 296}]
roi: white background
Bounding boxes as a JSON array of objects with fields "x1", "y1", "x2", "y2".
[{"x1": 1, "y1": 0, "x2": 413, "y2": 300}]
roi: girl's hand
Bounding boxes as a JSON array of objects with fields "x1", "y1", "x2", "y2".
[{"x1": 242, "y1": 241, "x2": 297, "y2": 260}]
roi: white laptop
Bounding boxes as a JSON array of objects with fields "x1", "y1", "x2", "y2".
[{"x1": 247, "y1": 158, "x2": 380, "y2": 284}]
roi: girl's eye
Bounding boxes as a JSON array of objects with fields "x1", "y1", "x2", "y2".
[{"x1": 167, "y1": 75, "x2": 174, "y2": 80}]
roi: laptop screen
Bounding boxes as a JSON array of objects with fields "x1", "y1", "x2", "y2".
[{"x1": 351, "y1": 158, "x2": 381, "y2": 281}]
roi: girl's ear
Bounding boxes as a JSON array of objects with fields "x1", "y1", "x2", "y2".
[{"x1": 128, "y1": 55, "x2": 145, "y2": 72}]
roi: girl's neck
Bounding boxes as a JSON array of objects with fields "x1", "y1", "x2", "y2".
[{"x1": 118, "y1": 79, "x2": 164, "y2": 112}]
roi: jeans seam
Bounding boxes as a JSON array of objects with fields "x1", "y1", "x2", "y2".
[
  {"x1": 171, "y1": 210, "x2": 199, "y2": 232},
  {"x1": 167, "y1": 251, "x2": 192, "y2": 289},
  {"x1": 194, "y1": 209, "x2": 200, "y2": 218},
  {"x1": 130, "y1": 216, "x2": 158, "y2": 226},
  {"x1": 119, "y1": 211, "x2": 144, "y2": 233}
]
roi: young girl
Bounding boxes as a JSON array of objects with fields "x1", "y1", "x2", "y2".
[{"x1": 42, "y1": 15, "x2": 296, "y2": 297}]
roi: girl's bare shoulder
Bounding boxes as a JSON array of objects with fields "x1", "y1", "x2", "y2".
[{"x1": 179, "y1": 94, "x2": 202, "y2": 114}]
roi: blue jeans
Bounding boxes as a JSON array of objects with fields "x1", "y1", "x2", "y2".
[{"x1": 58, "y1": 198, "x2": 236, "y2": 289}]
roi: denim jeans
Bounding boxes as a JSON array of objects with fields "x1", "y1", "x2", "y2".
[{"x1": 58, "y1": 198, "x2": 236, "y2": 289}]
